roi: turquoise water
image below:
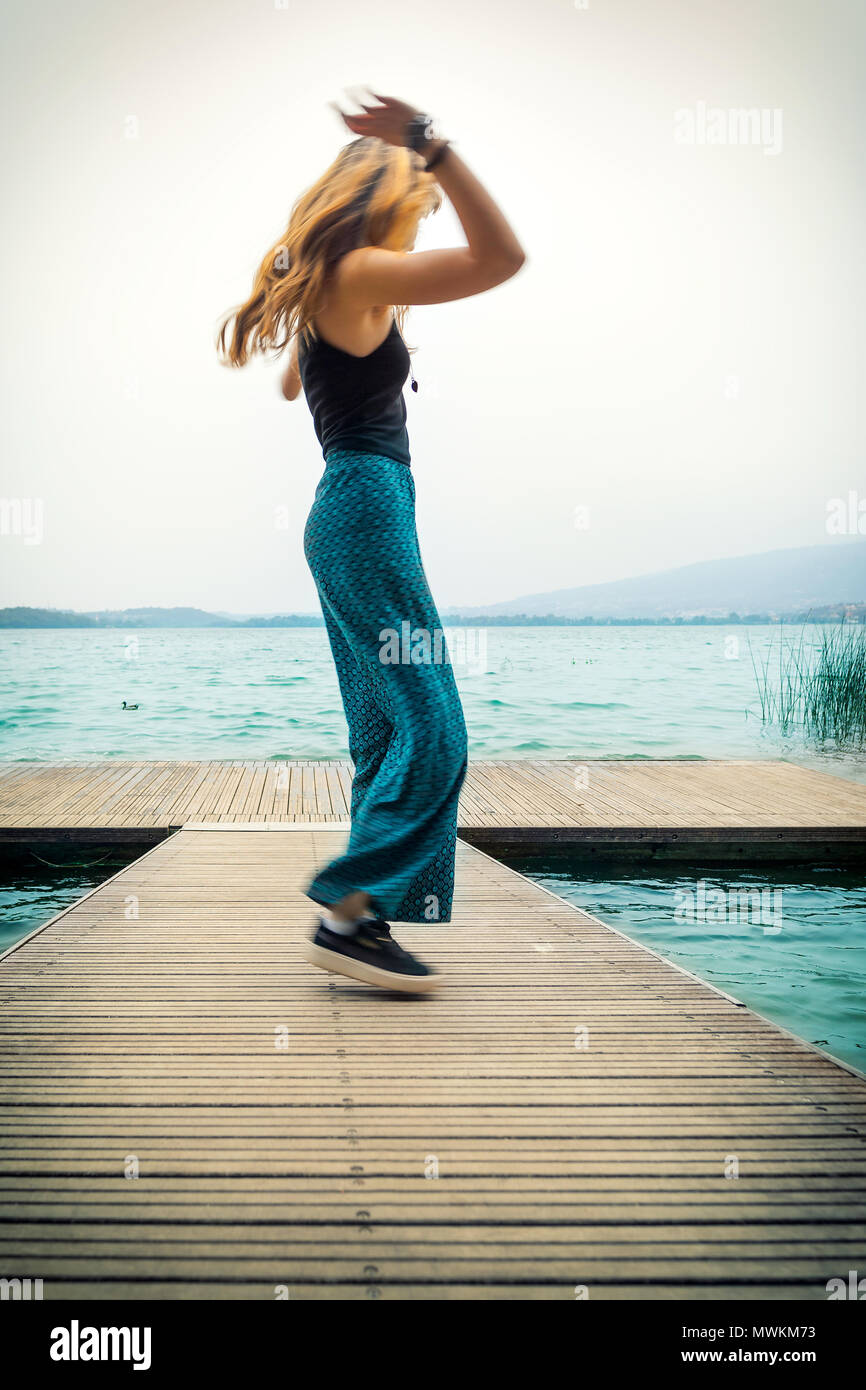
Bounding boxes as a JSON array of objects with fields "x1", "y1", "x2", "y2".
[
  {"x1": 506, "y1": 855, "x2": 866, "y2": 1075},
  {"x1": 4, "y1": 852, "x2": 862, "y2": 1074},
  {"x1": 1, "y1": 626, "x2": 864, "y2": 779},
  {"x1": 2, "y1": 625, "x2": 862, "y2": 1065},
  {"x1": 0, "y1": 850, "x2": 142, "y2": 956}
]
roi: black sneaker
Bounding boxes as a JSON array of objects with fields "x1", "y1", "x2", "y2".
[{"x1": 301, "y1": 917, "x2": 440, "y2": 993}]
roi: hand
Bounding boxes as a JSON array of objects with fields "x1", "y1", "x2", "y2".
[{"x1": 330, "y1": 89, "x2": 421, "y2": 148}]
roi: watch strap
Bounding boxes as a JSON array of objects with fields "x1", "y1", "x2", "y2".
[{"x1": 406, "y1": 112, "x2": 437, "y2": 153}]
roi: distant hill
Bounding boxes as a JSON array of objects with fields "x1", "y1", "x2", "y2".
[
  {"x1": 85, "y1": 606, "x2": 237, "y2": 628},
  {"x1": 0, "y1": 607, "x2": 102, "y2": 628},
  {"x1": 0, "y1": 606, "x2": 323, "y2": 628},
  {"x1": 447, "y1": 541, "x2": 866, "y2": 621},
  {"x1": 3, "y1": 542, "x2": 864, "y2": 629}
]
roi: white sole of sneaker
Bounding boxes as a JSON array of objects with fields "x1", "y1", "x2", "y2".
[{"x1": 300, "y1": 939, "x2": 442, "y2": 993}]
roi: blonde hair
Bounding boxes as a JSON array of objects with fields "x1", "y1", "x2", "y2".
[{"x1": 217, "y1": 137, "x2": 441, "y2": 367}]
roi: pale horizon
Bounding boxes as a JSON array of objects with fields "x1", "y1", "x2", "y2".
[{"x1": 5, "y1": 531, "x2": 862, "y2": 619}]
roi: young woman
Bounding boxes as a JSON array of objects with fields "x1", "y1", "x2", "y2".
[{"x1": 219, "y1": 91, "x2": 525, "y2": 993}]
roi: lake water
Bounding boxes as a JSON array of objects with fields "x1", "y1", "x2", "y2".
[
  {"x1": 0, "y1": 850, "x2": 141, "y2": 956},
  {"x1": 2, "y1": 626, "x2": 862, "y2": 1067},
  {"x1": 4, "y1": 851, "x2": 863, "y2": 1077},
  {"x1": 2, "y1": 625, "x2": 864, "y2": 780},
  {"x1": 505, "y1": 856, "x2": 866, "y2": 1075}
]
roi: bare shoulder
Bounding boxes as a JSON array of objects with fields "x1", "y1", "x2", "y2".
[
  {"x1": 313, "y1": 258, "x2": 394, "y2": 355},
  {"x1": 331, "y1": 247, "x2": 403, "y2": 301}
]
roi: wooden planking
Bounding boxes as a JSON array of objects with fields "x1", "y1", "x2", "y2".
[
  {"x1": 0, "y1": 829, "x2": 865, "y2": 1300},
  {"x1": 1, "y1": 759, "x2": 866, "y2": 839}
]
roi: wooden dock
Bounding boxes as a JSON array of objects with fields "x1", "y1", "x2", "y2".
[
  {"x1": 2, "y1": 758, "x2": 865, "y2": 859},
  {"x1": 1, "y1": 826, "x2": 864, "y2": 1300}
]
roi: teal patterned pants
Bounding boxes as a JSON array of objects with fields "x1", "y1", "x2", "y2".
[{"x1": 303, "y1": 449, "x2": 468, "y2": 923}]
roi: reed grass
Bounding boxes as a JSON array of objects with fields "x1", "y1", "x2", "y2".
[{"x1": 749, "y1": 620, "x2": 866, "y2": 745}]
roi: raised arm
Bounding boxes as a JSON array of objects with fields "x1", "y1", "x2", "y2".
[{"x1": 334, "y1": 93, "x2": 526, "y2": 308}]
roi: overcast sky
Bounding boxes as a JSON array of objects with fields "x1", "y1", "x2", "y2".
[{"x1": 1, "y1": 0, "x2": 863, "y2": 614}]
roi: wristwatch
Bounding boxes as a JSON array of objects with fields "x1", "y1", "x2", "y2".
[{"x1": 406, "y1": 112, "x2": 438, "y2": 154}]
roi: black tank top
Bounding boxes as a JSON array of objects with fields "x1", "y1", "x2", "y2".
[{"x1": 297, "y1": 317, "x2": 412, "y2": 467}]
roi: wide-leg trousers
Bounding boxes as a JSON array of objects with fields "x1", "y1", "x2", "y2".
[{"x1": 303, "y1": 448, "x2": 468, "y2": 923}]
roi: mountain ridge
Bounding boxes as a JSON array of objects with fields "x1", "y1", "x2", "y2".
[
  {"x1": 446, "y1": 540, "x2": 866, "y2": 620},
  {"x1": 2, "y1": 542, "x2": 863, "y2": 627}
]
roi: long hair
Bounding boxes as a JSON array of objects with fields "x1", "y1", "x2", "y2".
[{"x1": 217, "y1": 137, "x2": 441, "y2": 367}]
